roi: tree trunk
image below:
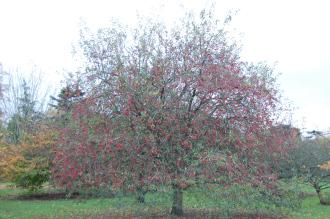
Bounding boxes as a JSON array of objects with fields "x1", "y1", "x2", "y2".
[
  {"x1": 314, "y1": 184, "x2": 323, "y2": 204},
  {"x1": 137, "y1": 193, "x2": 145, "y2": 203},
  {"x1": 316, "y1": 189, "x2": 326, "y2": 205},
  {"x1": 314, "y1": 187, "x2": 329, "y2": 205},
  {"x1": 137, "y1": 187, "x2": 146, "y2": 203},
  {"x1": 316, "y1": 189, "x2": 330, "y2": 205},
  {"x1": 171, "y1": 184, "x2": 183, "y2": 216}
]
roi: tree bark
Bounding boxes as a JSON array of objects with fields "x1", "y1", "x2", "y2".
[
  {"x1": 137, "y1": 186, "x2": 146, "y2": 203},
  {"x1": 316, "y1": 189, "x2": 330, "y2": 205},
  {"x1": 316, "y1": 190, "x2": 326, "y2": 205},
  {"x1": 171, "y1": 184, "x2": 184, "y2": 216}
]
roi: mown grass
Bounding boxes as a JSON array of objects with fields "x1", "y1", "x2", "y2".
[
  {"x1": 0, "y1": 196, "x2": 143, "y2": 219},
  {"x1": 291, "y1": 188, "x2": 330, "y2": 219},
  {"x1": 292, "y1": 195, "x2": 330, "y2": 219},
  {"x1": 0, "y1": 181, "x2": 329, "y2": 219}
]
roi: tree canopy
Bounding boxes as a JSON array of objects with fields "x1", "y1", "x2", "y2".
[{"x1": 51, "y1": 10, "x2": 293, "y2": 216}]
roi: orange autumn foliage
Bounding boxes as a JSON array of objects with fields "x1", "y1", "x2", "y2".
[
  {"x1": 319, "y1": 136, "x2": 330, "y2": 171},
  {"x1": 0, "y1": 127, "x2": 55, "y2": 186},
  {"x1": 320, "y1": 161, "x2": 330, "y2": 170}
]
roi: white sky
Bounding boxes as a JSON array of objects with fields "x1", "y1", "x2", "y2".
[{"x1": 0, "y1": 0, "x2": 329, "y2": 132}]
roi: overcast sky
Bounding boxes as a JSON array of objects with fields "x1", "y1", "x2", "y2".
[{"x1": 0, "y1": 0, "x2": 329, "y2": 132}]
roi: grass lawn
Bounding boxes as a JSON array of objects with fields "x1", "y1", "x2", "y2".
[
  {"x1": 1, "y1": 182, "x2": 330, "y2": 219},
  {"x1": 1, "y1": 186, "x2": 170, "y2": 219},
  {"x1": 293, "y1": 195, "x2": 330, "y2": 219}
]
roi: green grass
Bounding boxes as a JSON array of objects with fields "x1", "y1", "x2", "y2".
[
  {"x1": 0, "y1": 183, "x2": 289, "y2": 218},
  {"x1": 289, "y1": 182, "x2": 330, "y2": 219},
  {"x1": 1, "y1": 198, "x2": 116, "y2": 219},
  {"x1": 0, "y1": 184, "x2": 173, "y2": 219},
  {"x1": 0, "y1": 194, "x2": 160, "y2": 218},
  {"x1": 292, "y1": 195, "x2": 330, "y2": 219},
  {"x1": 1, "y1": 181, "x2": 330, "y2": 219}
]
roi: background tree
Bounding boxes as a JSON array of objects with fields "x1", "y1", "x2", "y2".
[
  {"x1": 0, "y1": 65, "x2": 54, "y2": 189},
  {"x1": 50, "y1": 85, "x2": 84, "y2": 113},
  {"x1": 50, "y1": 73, "x2": 85, "y2": 113},
  {"x1": 0, "y1": 123, "x2": 55, "y2": 190},
  {"x1": 269, "y1": 125, "x2": 301, "y2": 179},
  {"x1": 53, "y1": 10, "x2": 292, "y2": 216},
  {"x1": 287, "y1": 132, "x2": 330, "y2": 204},
  {"x1": 0, "y1": 62, "x2": 4, "y2": 107},
  {"x1": 49, "y1": 79, "x2": 85, "y2": 131},
  {"x1": 0, "y1": 68, "x2": 50, "y2": 143},
  {"x1": 6, "y1": 80, "x2": 41, "y2": 143}
]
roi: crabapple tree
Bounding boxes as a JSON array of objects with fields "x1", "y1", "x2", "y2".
[{"x1": 53, "y1": 10, "x2": 292, "y2": 216}]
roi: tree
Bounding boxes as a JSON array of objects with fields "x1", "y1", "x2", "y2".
[
  {"x1": 0, "y1": 123, "x2": 55, "y2": 190},
  {"x1": 1, "y1": 68, "x2": 49, "y2": 143},
  {"x1": 50, "y1": 85, "x2": 84, "y2": 113},
  {"x1": 50, "y1": 73, "x2": 85, "y2": 114},
  {"x1": 0, "y1": 62, "x2": 4, "y2": 103},
  {"x1": 53, "y1": 10, "x2": 291, "y2": 216},
  {"x1": 0, "y1": 65, "x2": 54, "y2": 188},
  {"x1": 6, "y1": 80, "x2": 41, "y2": 144},
  {"x1": 0, "y1": 63, "x2": 6, "y2": 140},
  {"x1": 269, "y1": 125, "x2": 301, "y2": 179},
  {"x1": 288, "y1": 133, "x2": 330, "y2": 204}
]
